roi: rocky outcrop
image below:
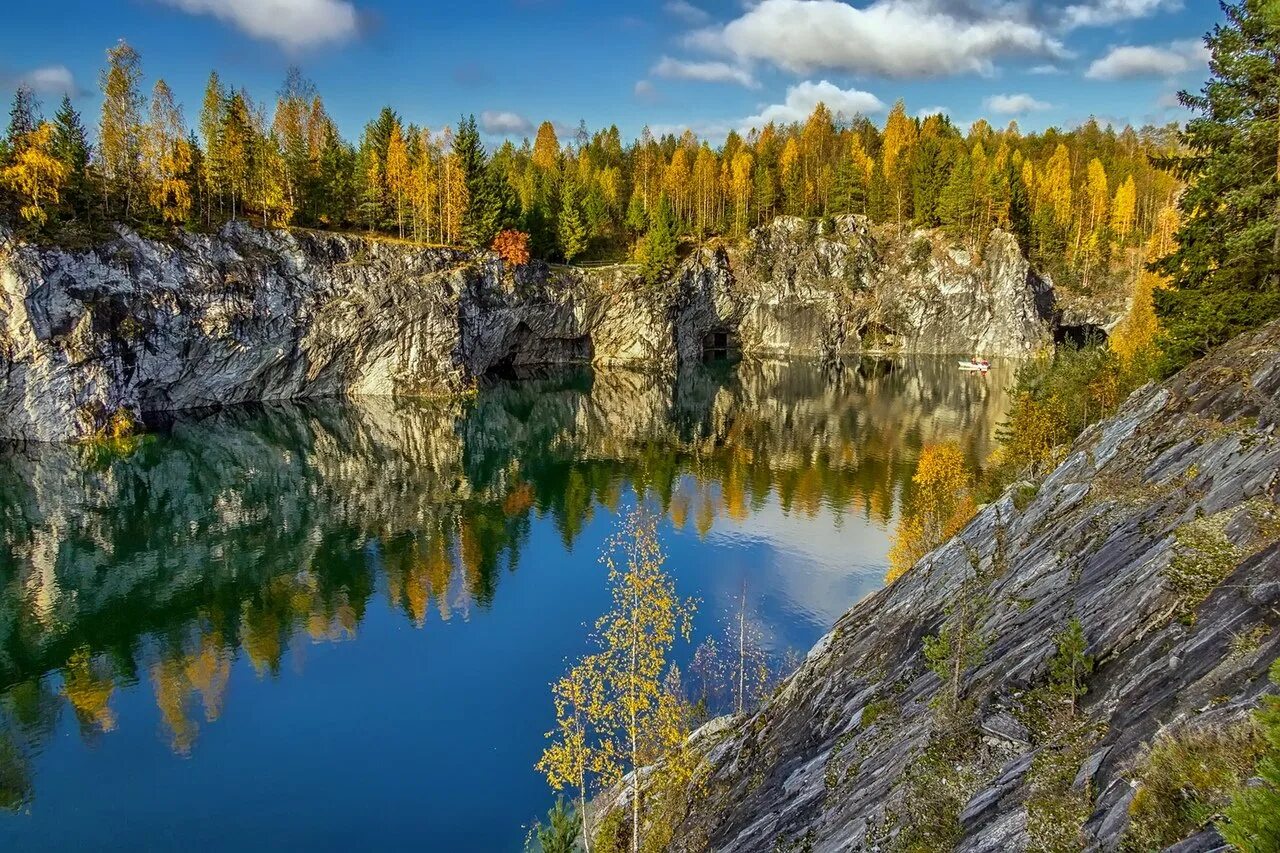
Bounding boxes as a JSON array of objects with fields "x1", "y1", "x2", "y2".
[
  {"x1": 1, "y1": 217, "x2": 1055, "y2": 442},
  {"x1": 670, "y1": 319, "x2": 1280, "y2": 851}
]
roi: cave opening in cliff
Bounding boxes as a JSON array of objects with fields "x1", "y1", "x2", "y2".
[
  {"x1": 857, "y1": 321, "x2": 898, "y2": 351},
  {"x1": 487, "y1": 322, "x2": 595, "y2": 378},
  {"x1": 701, "y1": 328, "x2": 739, "y2": 362},
  {"x1": 1055, "y1": 324, "x2": 1108, "y2": 348}
]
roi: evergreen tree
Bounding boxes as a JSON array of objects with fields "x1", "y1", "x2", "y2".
[
  {"x1": 5, "y1": 85, "x2": 40, "y2": 161},
  {"x1": 556, "y1": 176, "x2": 588, "y2": 261},
  {"x1": 1153, "y1": 0, "x2": 1280, "y2": 371},
  {"x1": 531, "y1": 798, "x2": 581, "y2": 853},
  {"x1": 637, "y1": 194, "x2": 678, "y2": 286},
  {"x1": 50, "y1": 95, "x2": 92, "y2": 219},
  {"x1": 939, "y1": 154, "x2": 975, "y2": 239}
]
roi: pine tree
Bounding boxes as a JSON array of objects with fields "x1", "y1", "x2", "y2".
[{"x1": 1154, "y1": 0, "x2": 1280, "y2": 371}]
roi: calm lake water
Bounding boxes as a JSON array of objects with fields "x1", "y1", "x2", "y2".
[{"x1": 0, "y1": 357, "x2": 1011, "y2": 851}]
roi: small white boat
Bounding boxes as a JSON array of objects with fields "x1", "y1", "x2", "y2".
[{"x1": 958, "y1": 359, "x2": 991, "y2": 372}]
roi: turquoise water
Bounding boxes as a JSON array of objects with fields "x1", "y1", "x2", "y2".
[{"x1": 0, "y1": 357, "x2": 1010, "y2": 850}]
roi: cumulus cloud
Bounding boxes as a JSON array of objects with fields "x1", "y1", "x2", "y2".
[
  {"x1": 651, "y1": 56, "x2": 757, "y2": 88},
  {"x1": 1061, "y1": 0, "x2": 1180, "y2": 29},
  {"x1": 916, "y1": 106, "x2": 949, "y2": 119},
  {"x1": 663, "y1": 0, "x2": 710, "y2": 25},
  {"x1": 984, "y1": 93, "x2": 1051, "y2": 114},
  {"x1": 741, "y1": 80, "x2": 885, "y2": 130},
  {"x1": 689, "y1": 0, "x2": 1064, "y2": 79},
  {"x1": 1085, "y1": 40, "x2": 1207, "y2": 80},
  {"x1": 13, "y1": 65, "x2": 78, "y2": 96},
  {"x1": 480, "y1": 110, "x2": 533, "y2": 135},
  {"x1": 157, "y1": 0, "x2": 362, "y2": 50}
]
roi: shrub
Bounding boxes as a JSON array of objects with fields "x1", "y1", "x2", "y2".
[
  {"x1": 1219, "y1": 659, "x2": 1280, "y2": 852},
  {"x1": 492, "y1": 229, "x2": 531, "y2": 267},
  {"x1": 1123, "y1": 719, "x2": 1266, "y2": 851}
]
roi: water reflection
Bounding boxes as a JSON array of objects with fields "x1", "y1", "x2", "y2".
[{"x1": 0, "y1": 357, "x2": 1010, "y2": 836}]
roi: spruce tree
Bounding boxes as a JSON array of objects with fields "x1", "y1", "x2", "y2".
[
  {"x1": 556, "y1": 177, "x2": 588, "y2": 262},
  {"x1": 1153, "y1": 0, "x2": 1280, "y2": 371},
  {"x1": 50, "y1": 95, "x2": 91, "y2": 219},
  {"x1": 5, "y1": 85, "x2": 40, "y2": 159}
]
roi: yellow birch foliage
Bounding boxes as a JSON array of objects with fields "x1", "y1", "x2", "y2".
[
  {"x1": 537, "y1": 658, "x2": 603, "y2": 849},
  {"x1": 570, "y1": 507, "x2": 696, "y2": 853},
  {"x1": 144, "y1": 79, "x2": 193, "y2": 224},
  {"x1": 385, "y1": 118, "x2": 410, "y2": 238},
  {"x1": 0, "y1": 122, "x2": 68, "y2": 226},
  {"x1": 886, "y1": 443, "x2": 977, "y2": 583},
  {"x1": 1110, "y1": 205, "x2": 1180, "y2": 370},
  {"x1": 1111, "y1": 175, "x2": 1137, "y2": 241}
]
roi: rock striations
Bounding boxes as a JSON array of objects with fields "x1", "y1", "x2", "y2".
[
  {"x1": 669, "y1": 318, "x2": 1280, "y2": 852},
  {"x1": 1, "y1": 217, "x2": 1055, "y2": 442}
]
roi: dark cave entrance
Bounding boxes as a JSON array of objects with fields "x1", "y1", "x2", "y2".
[
  {"x1": 487, "y1": 322, "x2": 595, "y2": 379},
  {"x1": 701, "y1": 328, "x2": 739, "y2": 363},
  {"x1": 1055, "y1": 324, "x2": 1108, "y2": 348}
]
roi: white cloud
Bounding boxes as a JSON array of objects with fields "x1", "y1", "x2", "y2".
[
  {"x1": 1085, "y1": 40, "x2": 1207, "y2": 80},
  {"x1": 1062, "y1": 0, "x2": 1181, "y2": 29},
  {"x1": 157, "y1": 0, "x2": 361, "y2": 50},
  {"x1": 634, "y1": 79, "x2": 658, "y2": 100},
  {"x1": 1155, "y1": 90, "x2": 1185, "y2": 110},
  {"x1": 741, "y1": 80, "x2": 885, "y2": 130},
  {"x1": 651, "y1": 56, "x2": 758, "y2": 88},
  {"x1": 663, "y1": 0, "x2": 710, "y2": 25},
  {"x1": 984, "y1": 93, "x2": 1051, "y2": 114},
  {"x1": 690, "y1": 0, "x2": 1064, "y2": 79},
  {"x1": 916, "y1": 106, "x2": 949, "y2": 119},
  {"x1": 17, "y1": 65, "x2": 77, "y2": 95},
  {"x1": 1029, "y1": 64, "x2": 1063, "y2": 75},
  {"x1": 479, "y1": 110, "x2": 533, "y2": 135}
]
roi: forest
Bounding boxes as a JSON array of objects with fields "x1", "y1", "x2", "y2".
[{"x1": 0, "y1": 39, "x2": 1181, "y2": 302}]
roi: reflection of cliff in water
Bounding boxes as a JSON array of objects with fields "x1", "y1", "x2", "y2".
[{"x1": 0, "y1": 357, "x2": 1010, "y2": 798}]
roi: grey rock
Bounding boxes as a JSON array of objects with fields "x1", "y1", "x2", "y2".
[
  {"x1": 1, "y1": 217, "x2": 1058, "y2": 442},
  {"x1": 668, "y1": 319, "x2": 1280, "y2": 853}
]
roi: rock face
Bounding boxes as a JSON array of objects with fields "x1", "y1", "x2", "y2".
[
  {"x1": 672, "y1": 319, "x2": 1280, "y2": 852},
  {"x1": 0, "y1": 217, "x2": 1055, "y2": 442}
]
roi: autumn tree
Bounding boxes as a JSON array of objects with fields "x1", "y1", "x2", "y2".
[
  {"x1": 1, "y1": 121, "x2": 69, "y2": 226},
  {"x1": 99, "y1": 40, "x2": 145, "y2": 218},
  {"x1": 143, "y1": 80, "x2": 193, "y2": 224},
  {"x1": 198, "y1": 71, "x2": 227, "y2": 223},
  {"x1": 537, "y1": 659, "x2": 600, "y2": 852},
  {"x1": 584, "y1": 507, "x2": 695, "y2": 853},
  {"x1": 385, "y1": 117, "x2": 410, "y2": 238},
  {"x1": 492, "y1": 228, "x2": 531, "y2": 266},
  {"x1": 881, "y1": 100, "x2": 917, "y2": 229},
  {"x1": 886, "y1": 442, "x2": 977, "y2": 583}
]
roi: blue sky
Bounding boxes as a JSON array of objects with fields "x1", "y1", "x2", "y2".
[{"x1": 0, "y1": 0, "x2": 1222, "y2": 146}]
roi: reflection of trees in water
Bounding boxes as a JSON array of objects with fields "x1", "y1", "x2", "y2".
[{"x1": 0, "y1": 357, "x2": 1010, "y2": 781}]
